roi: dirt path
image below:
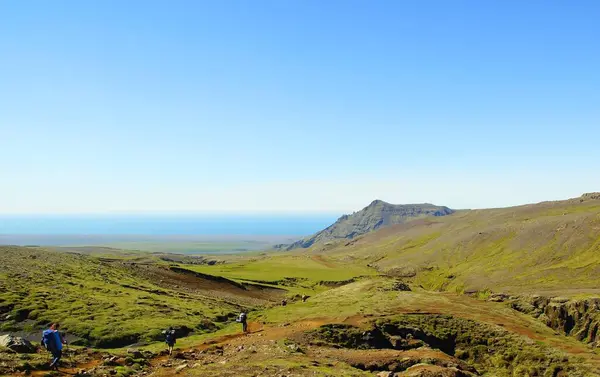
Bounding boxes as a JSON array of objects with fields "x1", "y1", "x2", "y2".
[
  {"x1": 10, "y1": 297, "x2": 600, "y2": 375},
  {"x1": 310, "y1": 255, "x2": 337, "y2": 269},
  {"x1": 28, "y1": 358, "x2": 102, "y2": 377},
  {"x1": 154, "y1": 315, "x2": 363, "y2": 362}
]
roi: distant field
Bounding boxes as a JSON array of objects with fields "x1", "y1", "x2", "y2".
[
  {"x1": 0, "y1": 234, "x2": 298, "y2": 254},
  {"x1": 83, "y1": 240, "x2": 275, "y2": 254}
]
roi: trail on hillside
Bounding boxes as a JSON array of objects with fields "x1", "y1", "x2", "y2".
[
  {"x1": 13, "y1": 317, "x2": 364, "y2": 377},
  {"x1": 310, "y1": 254, "x2": 337, "y2": 268},
  {"x1": 11, "y1": 296, "x2": 600, "y2": 376}
]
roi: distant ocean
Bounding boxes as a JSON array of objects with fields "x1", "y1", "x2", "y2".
[{"x1": 0, "y1": 214, "x2": 338, "y2": 236}]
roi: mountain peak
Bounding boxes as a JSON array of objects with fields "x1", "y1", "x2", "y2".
[{"x1": 281, "y1": 201, "x2": 454, "y2": 250}]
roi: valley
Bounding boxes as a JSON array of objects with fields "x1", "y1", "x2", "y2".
[{"x1": 2, "y1": 194, "x2": 600, "y2": 376}]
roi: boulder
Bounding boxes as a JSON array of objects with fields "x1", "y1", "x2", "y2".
[
  {"x1": 0, "y1": 335, "x2": 36, "y2": 353},
  {"x1": 126, "y1": 348, "x2": 144, "y2": 359},
  {"x1": 175, "y1": 364, "x2": 188, "y2": 373}
]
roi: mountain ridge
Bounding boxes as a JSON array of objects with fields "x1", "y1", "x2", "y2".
[{"x1": 277, "y1": 200, "x2": 454, "y2": 250}]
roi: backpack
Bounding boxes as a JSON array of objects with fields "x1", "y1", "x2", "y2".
[
  {"x1": 237, "y1": 313, "x2": 247, "y2": 323},
  {"x1": 165, "y1": 330, "x2": 176, "y2": 343},
  {"x1": 42, "y1": 330, "x2": 56, "y2": 350}
]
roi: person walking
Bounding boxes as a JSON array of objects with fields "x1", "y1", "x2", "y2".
[
  {"x1": 41, "y1": 323, "x2": 66, "y2": 370},
  {"x1": 163, "y1": 327, "x2": 177, "y2": 356},
  {"x1": 237, "y1": 311, "x2": 248, "y2": 333}
]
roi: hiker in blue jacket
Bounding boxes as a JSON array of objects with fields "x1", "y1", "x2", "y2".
[
  {"x1": 41, "y1": 323, "x2": 67, "y2": 370},
  {"x1": 163, "y1": 327, "x2": 176, "y2": 355}
]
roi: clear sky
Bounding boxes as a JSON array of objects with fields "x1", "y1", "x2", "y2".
[{"x1": 1, "y1": 0, "x2": 599, "y2": 214}]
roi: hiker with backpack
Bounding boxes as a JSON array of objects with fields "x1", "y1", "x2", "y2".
[
  {"x1": 163, "y1": 327, "x2": 177, "y2": 355},
  {"x1": 236, "y1": 311, "x2": 248, "y2": 333},
  {"x1": 41, "y1": 322, "x2": 67, "y2": 370}
]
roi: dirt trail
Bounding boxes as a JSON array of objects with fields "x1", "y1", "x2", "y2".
[
  {"x1": 153, "y1": 315, "x2": 363, "y2": 364},
  {"x1": 19, "y1": 317, "x2": 364, "y2": 377},
  {"x1": 10, "y1": 298, "x2": 600, "y2": 375},
  {"x1": 28, "y1": 358, "x2": 102, "y2": 377},
  {"x1": 310, "y1": 255, "x2": 337, "y2": 269}
]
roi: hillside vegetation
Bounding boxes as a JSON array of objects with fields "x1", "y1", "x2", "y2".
[
  {"x1": 3, "y1": 194, "x2": 600, "y2": 376},
  {"x1": 316, "y1": 193, "x2": 600, "y2": 296},
  {"x1": 0, "y1": 246, "x2": 282, "y2": 348}
]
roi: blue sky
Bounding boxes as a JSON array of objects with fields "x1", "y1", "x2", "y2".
[{"x1": 1, "y1": 0, "x2": 599, "y2": 213}]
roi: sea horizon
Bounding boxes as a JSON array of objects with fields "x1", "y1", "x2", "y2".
[{"x1": 0, "y1": 214, "x2": 339, "y2": 236}]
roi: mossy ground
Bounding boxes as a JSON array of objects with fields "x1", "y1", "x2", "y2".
[
  {"x1": 0, "y1": 246, "x2": 243, "y2": 348},
  {"x1": 316, "y1": 198, "x2": 600, "y2": 297},
  {"x1": 3, "y1": 211, "x2": 600, "y2": 377}
]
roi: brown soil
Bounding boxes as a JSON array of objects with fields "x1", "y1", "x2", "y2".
[{"x1": 116, "y1": 263, "x2": 285, "y2": 304}]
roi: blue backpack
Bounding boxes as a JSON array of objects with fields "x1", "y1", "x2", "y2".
[
  {"x1": 165, "y1": 330, "x2": 176, "y2": 343},
  {"x1": 42, "y1": 330, "x2": 56, "y2": 350}
]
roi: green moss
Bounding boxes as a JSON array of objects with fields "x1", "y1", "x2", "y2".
[{"x1": 0, "y1": 246, "x2": 239, "y2": 348}]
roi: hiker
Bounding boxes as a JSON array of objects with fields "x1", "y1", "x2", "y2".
[
  {"x1": 281, "y1": 299, "x2": 287, "y2": 306},
  {"x1": 163, "y1": 327, "x2": 177, "y2": 355},
  {"x1": 237, "y1": 311, "x2": 248, "y2": 333},
  {"x1": 41, "y1": 322, "x2": 66, "y2": 370}
]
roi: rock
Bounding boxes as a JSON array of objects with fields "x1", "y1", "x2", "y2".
[
  {"x1": 175, "y1": 364, "x2": 188, "y2": 373},
  {"x1": 126, "y1": 348, "x2": 144, "y2": 359},
  {"x1": 286, "y1": 343, "x2": 302, "y2": 353},
  {"x1": 115, "y1": 357, "x2": 126, "y2": 366},
  {"x1": 377, "y1": 372, "x2": 393, "y2": 377},
  {"x1": 550, "y1": 297, "x2": 570, "y2": 304},
  {"x1": 102, "y1": 356, "x2": 120, "y2": 366},
  {"x1": 391, "y1": 281, "x2": 411, "y2": 291},
  {"x1": 581, "y1": 192, "x2": 600, "y2": 200},
  {"x1": 0, "y1": 335, "x2": 36, "y2": 353}
]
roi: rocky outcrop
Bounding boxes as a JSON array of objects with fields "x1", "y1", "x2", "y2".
[
  {"x1": 278, "y1": 200, "x2": 454, "y2": 250},
  {"x1": 0, "y1": 334, "x2": 36, "y2": 353},
  {"x1": 488, "y1": 294, "x2": 600, "y2": 346},
  {"x1": 580, "y1": 192, "x2": 600, "y2": 201}
]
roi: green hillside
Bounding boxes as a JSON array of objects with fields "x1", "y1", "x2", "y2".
[
  {"x1": 0, "y1": 246, "x2": 280, "y2": 348},
  {"x1": 317, "y1": 193, "x2": 600, "y2": 296}
]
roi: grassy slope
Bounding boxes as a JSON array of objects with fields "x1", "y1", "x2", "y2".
[
  {"x1": 255, "y1": 278, "x2": 600, "y2": 375},
  {"x1": 3, "y1": 242, "x2": 600, "y2": 375},
  {"x1": 0, "y1": 246, "x2": 376, "y2": 348},
  {"x1": 188, "y1": 254, "x2": 377, "y2": 294},
  {"x1": 0, "y1": 246, "x2": 244, "y2": 347},
  {"x1": 318, "y1": 196, "x2": 600, "y2": 296}
]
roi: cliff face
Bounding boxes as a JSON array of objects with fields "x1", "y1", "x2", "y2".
[
  {"x1": 489, "y1": 294, "x2": 600, "y2": 346},
  {"x1": 279, "y1": 200, "x2": 454, "y2": 250}
]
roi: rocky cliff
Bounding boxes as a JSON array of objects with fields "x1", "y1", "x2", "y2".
[{"x1": 488, "y1": 293, "x2": 600, "y2": 347}]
